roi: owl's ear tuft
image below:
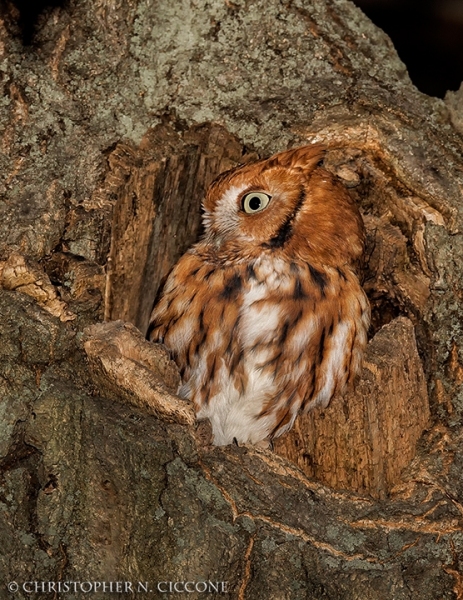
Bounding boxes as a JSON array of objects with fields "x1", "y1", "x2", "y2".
[{"x1": 268, "y1": 144, "x2": 326, "y2": 172}]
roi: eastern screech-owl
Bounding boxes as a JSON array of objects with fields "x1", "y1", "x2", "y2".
[{"x1": 148, "y1": 145, "x2": 370, "y2": 446}]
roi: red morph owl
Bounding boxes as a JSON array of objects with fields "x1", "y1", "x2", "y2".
[{"x1": 148, "y1": 145, "x2": 370, "y2": 446}]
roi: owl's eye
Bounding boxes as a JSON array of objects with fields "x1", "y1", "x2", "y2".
[{"x1": 242, "y1": 192, "x2": 272, "y2": 214}]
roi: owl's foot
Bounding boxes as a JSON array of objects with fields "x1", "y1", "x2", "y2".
[
  {"x1": 254, "y1": 438, "x2": 273, "y2": 450},
  {"x1": 230, "y1": 437, "x2": 271, "y2": 450}
]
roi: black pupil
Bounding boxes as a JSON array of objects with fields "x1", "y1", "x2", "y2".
[{"x1": 248, "y1": 196, "x2": 262, "y2": 210}]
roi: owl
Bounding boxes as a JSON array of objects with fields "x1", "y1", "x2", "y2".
[{"x1": 148, "y1": 145, "x2": 370, "y2": 446}]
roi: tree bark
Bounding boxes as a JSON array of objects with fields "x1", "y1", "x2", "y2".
[{"x1": 1, "y1": 0, "x2": 463, "y2": 598}]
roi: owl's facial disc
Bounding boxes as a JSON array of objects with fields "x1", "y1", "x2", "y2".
[{"x1": 241, "y1": 192, "x2": 272, "y2": 214}]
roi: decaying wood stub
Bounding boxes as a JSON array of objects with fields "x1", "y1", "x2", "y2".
[{"x1": 273, "y1": 317, "x2": 430, "y2": 499}]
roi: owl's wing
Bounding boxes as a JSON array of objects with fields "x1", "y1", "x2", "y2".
[
  {"x1": 148, "y1": 251, "x2": 203, "y2": 346},
  {"x1": 149, "y1": 248, "x2": 247, "y2": 405}
]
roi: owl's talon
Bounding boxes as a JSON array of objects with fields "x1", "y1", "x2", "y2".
[{"x1": 254, "y1": 438, "x2": 272, "y2": 450}]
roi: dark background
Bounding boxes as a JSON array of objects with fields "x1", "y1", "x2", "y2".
[
  {"x1": 352, "y1": 0, "x2": 463, "y2": 97},
  {"x1": 2, "y1": 0, "x2": 463, "y2": 97}
]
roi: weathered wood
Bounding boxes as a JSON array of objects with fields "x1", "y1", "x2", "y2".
[
  {"x1": 83, "y1": 320, "x2": 195, "y2": 426},
  {"x1": 273, "y1": 317, "x2": 430, "y2": 498},
  {"x1": 105, "y1": 123, "x2": 254, "y2": 335},
  {"x1": 0, "y1": 252, "x2": 76, "y2": 322}
]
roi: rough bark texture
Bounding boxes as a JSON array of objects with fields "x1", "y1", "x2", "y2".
[{"x1": 1, "y1": 0, "x2": 463, "y2": 598}]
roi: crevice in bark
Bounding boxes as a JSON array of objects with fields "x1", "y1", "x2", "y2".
[
  {"x1": 0, "y1": 426, "x2": 49, "y2": 552},
  {"x1": 0, "y1": 424, "x2": 41, "y2": 476}
]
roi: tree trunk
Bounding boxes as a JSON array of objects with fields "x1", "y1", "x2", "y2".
[{"x1": 1, "y1": 0, "x2": 463, "y2": 598}]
